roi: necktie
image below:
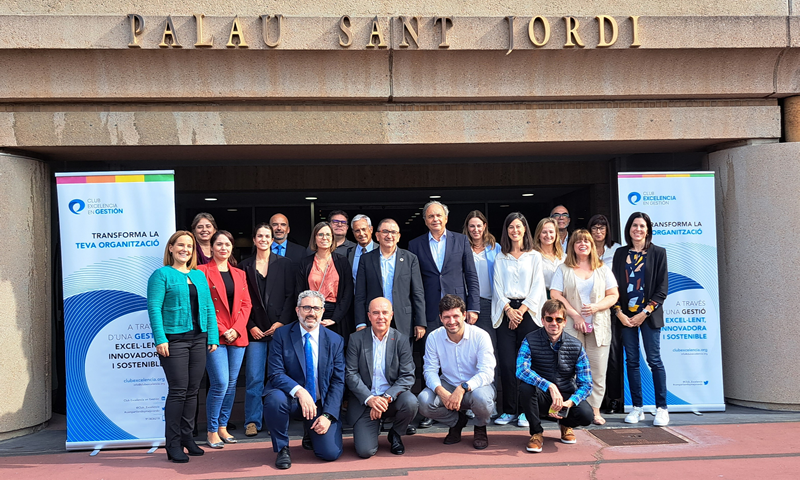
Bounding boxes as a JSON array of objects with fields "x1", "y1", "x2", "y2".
[{"x1": 304, "y1": 332, "x2": 316, "y2": 402}]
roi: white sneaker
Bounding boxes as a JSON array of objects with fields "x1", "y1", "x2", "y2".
[
  {"x1": 653, "y1": 408, "x2": 670, "y2": 427},
  {"x1": 517, "y1": 413, "x2": 529, "y2": 428},
  {"x1": 494, "y1": 413, "x2": 518, "y2": 425},
  {"x1": 625, "y1": 407, "x2": 645, "y2": 424}
]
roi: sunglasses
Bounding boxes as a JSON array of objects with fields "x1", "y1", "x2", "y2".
[{"x1": 543, "y1": 315, "x2": 565, "y2": 324}]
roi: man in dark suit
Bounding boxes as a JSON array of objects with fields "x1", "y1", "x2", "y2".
[
  {"x1": 407, "y1": 201, "x2": 481, "y2": 331},
  {"x1": 263, "y1": 290, "x2": 345, "y2": 469},
  {"x1": 347, "y1": 214, "x2": 377, "y2": 285},
  {"x1": 346, "y1": 297, "x2": 418, "y2": 458},
  {"x1": 270, "y1": 213, "x2": 308, "y2": 270},
  {"x1": 354, "y1": 218, "x2": 426, "y2": 343}
]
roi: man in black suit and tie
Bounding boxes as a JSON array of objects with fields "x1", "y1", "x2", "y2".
[
  {"x1": 354, "y1": 218, "x2": 426, "y2": 343},
  {"x1": 346, "y1": 297, "x2": 418, "y2": 458},
  {"x1": 270, "y1": 213, "x2": 308, "y2": 270},
  {"x1": 262, "y1": 290, "x2": 345, "y2": 469}
]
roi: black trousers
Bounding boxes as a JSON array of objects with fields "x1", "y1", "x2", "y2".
[
  {"x1": 160, "y1": 331, "x2": 207, "y2": 448},
  {"x1": 496, "y1": 302, "x2": 539, "y2": 415},
  {"x1": 605, "y1": 315, "x2": 625, "y2": 402},
  {"x1": 519, "y1": 382, "x2": 593, "y2": 435}
]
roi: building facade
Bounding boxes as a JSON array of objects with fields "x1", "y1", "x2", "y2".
[{"x1": 2, "y1": 1, "x2": 799, "y2": 438}]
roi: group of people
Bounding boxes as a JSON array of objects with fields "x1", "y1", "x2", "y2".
[{"x1": 147, "y1": 202, "x2": 669, "y2": 467}]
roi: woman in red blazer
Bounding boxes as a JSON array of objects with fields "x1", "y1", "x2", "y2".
[{"x1": 198, "y1": 230, "x2": 252, "y2": 448}]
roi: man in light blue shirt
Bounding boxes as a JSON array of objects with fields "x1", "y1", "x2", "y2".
[{"x1": 348, "y1": 214, "x2": 376, "y2": 284}]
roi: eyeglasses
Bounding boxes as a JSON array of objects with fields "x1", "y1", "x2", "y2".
[
  {"x1": 590, "y1": 225, "x2": 606, "y2": 232},
  {"x1": 543, "y1": 315, "x2": 565, "y2": 324},
  {"x1": 316, "y1": 232, "x2": 332, "y2": 238},
  {"x1": 551, "y1": 213, "x2": 570, "y2": 219},
  {"x1": 379, "y1": 230, "x2": 400, "y2": 236},
  {"x1": 330, "y1": 220, "x2": 347, "y2": 226},
  {"x1": 299, "y1": 305, "x2": 324, "y2": 313}
]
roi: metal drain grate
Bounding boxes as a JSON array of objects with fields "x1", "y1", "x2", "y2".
[{"x1": 588, "y1": 427, "x2": 689, "y2": 446}]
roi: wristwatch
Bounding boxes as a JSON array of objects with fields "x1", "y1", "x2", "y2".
[
  {"x1": 321, "y1": 412, "x2": 336, "y2": 422},
  {"x1": 382, "y1": 393, "x2": 393, "y2": 402},
  {"x1": 461, "y1": 382, "x2": 471, "y2": 392}
]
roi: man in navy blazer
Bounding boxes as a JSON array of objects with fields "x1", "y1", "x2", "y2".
[
  {"x1": 263, "y1": 290, "x2": 345, "y2": 469},
  {"x1": 354, "y1": 218, "x2": 426, "y2": 343},
  {"x1": 407, "y1": 201, "x2": 481, "y2": 331}
]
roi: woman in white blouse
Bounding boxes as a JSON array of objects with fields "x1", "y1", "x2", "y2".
[
  {"x1": 550, "y1": 229, "x2": 619, "y2": 425},
  {"x1": 588, "y1": 214, "x2": 621, "y2": 269},
  {"x1": 491, "y1": 212, "x2": 547, "y2": 428},
  {"x1": 533, "y1": 217, "x2": 565, "y2": 294}
]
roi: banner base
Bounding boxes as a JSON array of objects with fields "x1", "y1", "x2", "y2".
[
  {"x1": 66, "y1": 438, "x2": 164, "y2": 452},
  {"x1": 624, "y1": 404, "x2": 726, "y2": 413}
]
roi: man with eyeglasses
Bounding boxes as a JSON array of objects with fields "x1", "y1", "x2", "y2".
[
  {"x1": 354, "y1": 219, "x2": 426, "y2": 346},
  {"x1": 516, "y1": 298, "x2": 593, "y2": 453},
  {"x1": 262, "y1": 290, "x2": 345, "y2": 469},
  {"x1": 328, "y1": 210, "x2": 356, "y2": 256},
  {"x1": 550, "y1": 205, "x2": 571, "y2": 253}
]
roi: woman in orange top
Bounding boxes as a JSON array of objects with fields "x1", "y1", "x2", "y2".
[
  {"x1": 296, "y1": 221, "x2": 354, "y2": 339},
  {"x1": 198, "y1": 230, "x2": 252, "y2": 448}
]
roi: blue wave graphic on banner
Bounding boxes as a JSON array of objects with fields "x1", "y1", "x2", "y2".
[
  {"x1": 668, "y1": 272, "x2": 703, "y2": 295},
  {"x1": 63, "y1": 256, "x2": 162, "y2": 299},
  {"x1": 65, "y1": 290, "x2": 148, "y2": 442}
]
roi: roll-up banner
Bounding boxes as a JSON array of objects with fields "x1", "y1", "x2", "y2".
[
  {"x1": 617, "y1": 172, "x2": 725, "y2": 412},
  {"x1": 56, "y1": 171, "x2": 175, "y2": 451}
]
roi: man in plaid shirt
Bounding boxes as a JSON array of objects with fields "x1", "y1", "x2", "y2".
[{"x1": 515, "y1": 299, "x2": 593, "y2": 453}]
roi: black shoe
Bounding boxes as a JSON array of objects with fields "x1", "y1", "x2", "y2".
[
  {"x1": 302, "y1": 431, "x2": 313, "y2": 450},
  {"x1": 275, "y1": 446, "x2": 291, "y2": 469},
  {"x1": 418, "y1": 417, "x2": 434, "y2": 429},
  {"x1": 443, "y1": 411, "x2": 468, "y2": 445},
  {"x1": 227, "y1": 422, "x2": 237, "y2": 431},
  {"x1": 406, "y1": 425, "x2": 417, "y2": 436},
  {"x1": 606, "y1": 399, "x2": 622, "y2": 414},
  {"x1": 165, "y1": 446, "x2": 189, "y2": 463},
  {"x1": 388, "y1": 429, "x2": 405, "y2": 455},
  {"x1": 181, "y1": 439, "x2": 204, "y2": 456}
]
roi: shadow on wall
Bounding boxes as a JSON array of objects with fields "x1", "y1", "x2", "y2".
[{"x1": 0, "y1": 154, "x2": 52, "y2": 438}]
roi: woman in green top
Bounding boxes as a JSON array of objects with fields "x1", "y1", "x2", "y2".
[{"x1": 147, "y1": 230, "x2": 219, "y2": 463}]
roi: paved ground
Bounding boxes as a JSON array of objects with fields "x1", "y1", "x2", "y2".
[{"x1": 2, "y1": 405, "x2": 800, "y2": 479}]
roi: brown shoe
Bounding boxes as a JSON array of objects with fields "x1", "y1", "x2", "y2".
[
  {"x1": 526, "y1": 433, "x2": 543, "y2": 453},
  {"x1": 473, "y1": 426, "x2": 489, "y2": 450},
  {"x1": 443, "y1": 411, "x2": 469, "y2": 445},
  {"x1": 245, "y1": 423, "x2": 258, "y2": 437},
  {"x1": 560, "y1": 424, "x2": 577, "y2": 444}
]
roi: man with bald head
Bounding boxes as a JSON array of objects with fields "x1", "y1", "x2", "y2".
[
  {"x1": 550, "y1": 205, "x2": 571, "y2": 253},
  {"x1": 269, "y1": 213, "x2": 308, "y2": 272},
  {"x1": 345, "y1": 297, "x2": 418, "y2": 458}
]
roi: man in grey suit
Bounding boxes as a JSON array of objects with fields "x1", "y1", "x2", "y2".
[
  {"x1": 354, "y1": 218, "x2": 426, "y2": 343},
  {"x1": 346, "y1": 297, "x2": 418, "y2": 458}
]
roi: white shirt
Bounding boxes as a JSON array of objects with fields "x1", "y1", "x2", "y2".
[
  {"x1": 289, "y1": 325, "x2": 320, "y2": 398},
  {"x1": 367, "y1": 329, "x2": 391, "y2": 402},
  {"x1": 491, "y1": 250, "x2": 548, "y2": 328},
  {"x1": 540, "y1": 253, "x2": 565, "y2": 290},
  {"x1": 472, "y1": 249, "x2": 492, "y2": 299},
  {"x1": 423, "y1": 323, "x2": 495, "y2": 392},
  {"x1": 599, "y1": 242, "x2": 622, "y2": 270}
]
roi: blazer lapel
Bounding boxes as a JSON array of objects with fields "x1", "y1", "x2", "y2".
[
  {"x1": 207, "y1": 266, "x2": 231, "y2": 312},
  {"x1": 263, "y1": 254, "x2": 279, "y2": 308},
  {"x1": 384, "y1": 332, "x2": 396, "y2": 379},
  {"x1": 417, "y1": 235, "x2": 438, "y2": 273},
  {"x1": 442, "y1": 230, "x2": 455, "y2": 272},
  {"x1": 246, "y1": 263, "x2": 267, "y2": 311},
  {"x1": 392, "y1": 249, "x2": 404, "y2": 298},
  {"x1": 291, "y1": 323, "x2": 306, "y2": 377},
  {"x1": 364, "y1": 332, "x2": 374, "y2": 381},
  {"x1": 317, "y1": 328, "x2": 329, "y2": 400}
]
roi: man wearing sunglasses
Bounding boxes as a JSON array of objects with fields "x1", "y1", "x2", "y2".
[{"x1": 516, "y1": 299, "x2": 593, "y2": 453}]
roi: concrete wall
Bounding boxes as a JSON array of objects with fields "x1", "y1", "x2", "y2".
[
  {"x1": 0, "y1": 153, "x2": 52, "y2": 438},
  {"x1": 709, "y1": 142, "x2": 800, "y2": 410}
]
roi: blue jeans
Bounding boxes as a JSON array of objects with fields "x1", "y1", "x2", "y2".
[
  {"x1": 206, "y1": 344, "x2": 245, "y2": 432},
  {"x1": 244, "y1": 340, "x2": 269, "y2": 429},
  {"x1": 622, "y1": 321, "x2": 667, "y2": 409}
]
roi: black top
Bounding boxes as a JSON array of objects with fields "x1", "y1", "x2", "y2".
[
  {"x1": 238, "y1": 254, "x2": 296, "y2": 341},
  {"x1": 220, "y1": 269, "x2": 235, "y2": 314},
  {"x1": 611, "y1": 244, "x2": 669, "y2": 329},
  {"x1": 188, "y1": 283, "x2": 201, "y2": 332},
  {"x1": 256, "y1": 269, "x2": 268, "y2": 304}
]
